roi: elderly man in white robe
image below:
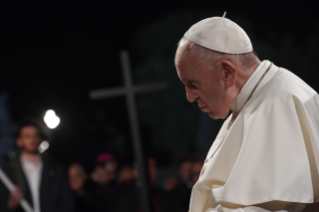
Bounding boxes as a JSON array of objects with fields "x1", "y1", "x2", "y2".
[{"x1": 175, "y1": 14, "x2": 319, "y2": 212}]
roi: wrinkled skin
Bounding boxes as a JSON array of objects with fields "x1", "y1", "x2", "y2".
[{"x1": 175, "y1": 43, "x2": 258, "y2": 120}]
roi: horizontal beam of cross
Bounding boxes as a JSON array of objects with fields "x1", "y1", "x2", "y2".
[{"x1": 90, "y1": 82, "x2": 169, "y2": 100}]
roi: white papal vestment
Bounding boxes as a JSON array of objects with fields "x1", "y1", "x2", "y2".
[{"x1": 189, "y1": 60, "x2": 319, "y2": 212}]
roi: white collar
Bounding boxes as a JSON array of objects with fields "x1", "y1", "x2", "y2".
[
  {"x1": 20, "y1": 154, "x2": 42, "y2": 167},
  {"x1": 230, "y1": 60, "x2": 271, "y2": 113}
]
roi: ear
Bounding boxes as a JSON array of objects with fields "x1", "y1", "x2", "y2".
[{"x1": 220, "y1": 60, "x2": 238, "y2": 87}]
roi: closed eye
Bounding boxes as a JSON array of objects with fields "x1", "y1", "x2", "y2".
[
  {"x1": 187, "y1": 82, "x2": 197, "y2": 89},
  {"x1": 181, "y1": 79, "x2": 198, "y2": 89}
]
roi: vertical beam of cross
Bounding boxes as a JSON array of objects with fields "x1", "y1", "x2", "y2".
[
  {"x1": 90, "y1": 51, "x2": 168, "y2": 212},
  {"x1": 120, "y1": 51, "x2": 151, "y2": 212}
]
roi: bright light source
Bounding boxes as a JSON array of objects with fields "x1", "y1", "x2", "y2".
[
  {"x1": 38, "y1": 141, "x2": 50, "y2": 153},
  {"x1": 44, "y1": 109, "x2": 60, "y2": 129}
]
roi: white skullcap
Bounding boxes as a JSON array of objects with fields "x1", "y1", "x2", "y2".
[{"x1": 184, "y1": 15, "x2": 253, "y2": 54}]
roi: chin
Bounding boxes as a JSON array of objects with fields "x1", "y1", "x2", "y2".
[
  {"x1": 26, "y1": 148, "x2": 40, "y2": 154},
  {"x1": 208, "y1": 113, "x2": 219, "y2": 120},
  {"x1": 208, "y1": 112, "x2": 228, "y2": 120}
]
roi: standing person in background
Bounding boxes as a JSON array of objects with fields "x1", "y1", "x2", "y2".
[
  {"x1": 162, "y1": 176, "x2": 183, "y2": 212},
  {"x1": 132, "y1": 157, "x2": 164, "y2": 212},
  {"x1": 174, "y1": 155, "x2": 193, "y2": 212},
  {"x1": 68, "y1": 163, "x2": 101, "y2": 212},
  {"x1": 117, "y1": 165, "x2": 135, "y2": 188},
  {"x1": 0, "y1": 119, "x2": 74, "y2": 212},
  {"x1": 91, "y1": 152, "x2": 119, "y2": 212},
  {"x1": 146, "y1": 157, "x2": 172, "y2": 212},
  {"x1": 177, "y1": 155, "x2": 193, "y2": 188},
  {"x1": 115, "y1": 165, "x2": 139, "y2": 212}
]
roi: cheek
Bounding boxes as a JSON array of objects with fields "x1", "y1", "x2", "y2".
[
  {"x1": 205, "y1": 87, "x2": 223, "y2": 105},
  {"x1": 204, "y1": 85, "x2": 228, "y2": 112}
]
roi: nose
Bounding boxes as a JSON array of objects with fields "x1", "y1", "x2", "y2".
[{"x1": 186, "y1": 89, "x2": 198, "y2": 103}]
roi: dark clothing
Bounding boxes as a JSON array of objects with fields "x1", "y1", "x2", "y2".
[
  {"x1": 149, "y1": 187, "x2": 184, "y2": 212},
  {"x1": 114, "y1": 184, "x2": 187, "y2": 212},
  {"x1": 174, "y1": 183, "x2": 192, "y2": 212},
  {"x1": 114, "y1": 183, "x2": 189, "y2": 212},
  {"x1": 91, "y1": 180, "x2": 120, "y2": 212},
  {"x1": 73, "y1": 191, "x2": 100, "y2": 212},
  {"x1": 114, "y1": 184, "x2": 139, "y2": 212},
  {"x1": 0, "y1": 152, "x2": 74, "y2": 212},
  {"x1": 149, "y1": 187, "x2": 167, "y2": 212},
  {"x1": 73, "y1": 180, "x2": 103, "y2": 212}
]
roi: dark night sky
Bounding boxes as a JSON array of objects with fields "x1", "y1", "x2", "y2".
[{"x1": 0, "y1": 0, "x2": 318, "y2": 169}]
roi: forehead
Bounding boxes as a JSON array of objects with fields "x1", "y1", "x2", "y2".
[
  {"x1": 20, "y1": 126, "x2": 40, "y2": 134},
  {"x1": 69, "y1": 165, "x2": 83, "y2": 173},
  {"x1": 176, "y1": 52, "x2": 207, "y2": 82}
]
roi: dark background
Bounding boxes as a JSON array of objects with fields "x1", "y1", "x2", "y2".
[{"x1": 1, "y1": 0, "x2": 318, "y2": 184}]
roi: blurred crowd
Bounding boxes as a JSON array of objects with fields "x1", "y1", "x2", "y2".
[
  {"x1": 0, "y1": 119, "x2": 204, "y2": 212},
  {"x1": 69, "y1": 152, "x2": 203, "y2": 212}
]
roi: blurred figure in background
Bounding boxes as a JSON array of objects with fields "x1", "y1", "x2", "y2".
[
  {"x1": 0, "y1": 119, "x2": 74, "y2": 212},
  {"x1": 131, "y1": 157, "x2": 163, "y2": 212},
  {"x1": 118, "y1": 165, "x2": 135, "y2": 187},
  {"x1": 146, "y1": 157, "x2": 173, "y2": 212},
  {"x1": 115, "y1": 165, "x2": 139, "y2": 212},
  {"x1": 178, "y1": 155, "x2": 193, "y2": 187},
  {"x1": 147, "y1": 157, "x2": 157, "y2": 189},
  {"x1": 162, "y1": 176, "x2": 183, "y2": 212},
  {"x1": 164, "y1": 176, "x2": 178, "y2": 192},
  {"x1": 105, "y1": 157, "x2": 117, "y2": 183},
  {"x1": 91, "y1": 152, "x2": 119, "y2": 212},
  {"x1": 173, "y1": 155, "x2": 193, "y2": 212},
  {"x1": 68, "y1": 163, "x2": 100, "y2": 212}
]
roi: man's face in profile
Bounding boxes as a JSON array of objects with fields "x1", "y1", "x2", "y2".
[
  {"x1": 17, "y1": 126, "x2": 42, "y2": 153},
  {"x1": 176, "y1": 52, "x2": 231, "y2": 120}
]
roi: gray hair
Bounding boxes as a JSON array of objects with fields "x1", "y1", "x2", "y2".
[{"x1": 176, "y1": 37, "x2": 260, "y2": 70}]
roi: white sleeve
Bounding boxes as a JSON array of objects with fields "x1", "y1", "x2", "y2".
[
  {"x1": 205, "y1": 203, "x2": 307, "y2": 212},
  {"x1": 205, "y1": 205, "x2": 287, "y2": 212}
]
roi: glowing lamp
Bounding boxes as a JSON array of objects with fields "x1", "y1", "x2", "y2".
[{"x1": 44, "y1": 109, "x2": 60, "y2": 129}]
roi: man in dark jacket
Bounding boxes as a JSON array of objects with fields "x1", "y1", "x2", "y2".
[{"x1": 0, "y1": 119, "x2": 74, "y2": 212}]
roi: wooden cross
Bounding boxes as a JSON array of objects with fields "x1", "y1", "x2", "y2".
[{"x1": 90, "y1": 51, "x2": 168, "y2": 212}]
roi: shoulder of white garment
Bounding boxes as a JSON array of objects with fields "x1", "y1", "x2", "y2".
[
  {"x1": 242, "y1": 66, "x2": 318, "y2": 114},
  {"x1": 189, "y1": 63, "x2": 319, "y2": 211}
]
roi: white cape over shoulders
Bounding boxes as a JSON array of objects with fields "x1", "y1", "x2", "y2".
[{"x1": 189, "y1": 61, "x2": 319, "y2": 212}]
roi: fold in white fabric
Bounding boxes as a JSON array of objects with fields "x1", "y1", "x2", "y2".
[{"x1": 204, "y1": 202, "x2": 307, "y2": 212}]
